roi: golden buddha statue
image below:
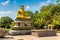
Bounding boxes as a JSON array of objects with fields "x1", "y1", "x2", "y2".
[{"x1": 16, "y1": 5, "x2": 31, "y2": 19}]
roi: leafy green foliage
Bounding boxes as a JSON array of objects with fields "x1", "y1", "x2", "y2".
[
  {"x1": 56, "y1": 0, "x2": 60, "y2": 3},
  {"x1": 32, "y1": 11, "x2": 45, "y2": 29},
  {"x1": 0, "y1": 16, "x2": 13, "y2": 29},
  {"x1": 32, "y1": 3, "x2": 60, "y2": 29},
  {"x1": 26, "y1": 11, "x2": 33, "y2": 18}
]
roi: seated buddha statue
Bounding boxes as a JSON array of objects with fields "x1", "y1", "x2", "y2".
[{"x1": 16, "y1": 5, "x2": 31, "y2": 19}]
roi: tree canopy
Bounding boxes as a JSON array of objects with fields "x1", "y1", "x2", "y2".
[
  {"x1": 0, "y1": 16, "x2": 13, "y2": 29},
  {"x1": 32, "y1": 3, "x2": 60, "y2": 29}
]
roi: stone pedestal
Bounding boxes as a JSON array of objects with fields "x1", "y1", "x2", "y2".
[
  {"x1": 31, "y1": 30, "x2": 57, "y2": 37},
  {"x1": 12, "y1": 18, "x2": 32, "y2": 30},
  {"x1": 11, "y1": 18, "x2": 32, "y2": 35}
]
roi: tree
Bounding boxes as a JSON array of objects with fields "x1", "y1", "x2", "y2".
[
  {"x1": 52, "y1": 12, "x2": 60, "y2": 30},
  {"x1": 50, "y1": 4, "x2": 60, "y2": 28},
  {"x1": 40, "y1": 4, "x2": 60, "y2": 29},
  {"x1": 40, "y1": 4, "x2": 54, "y2": 12},
  {"x1": 56, "y1": 0, "x2": 60, "y2": 3},
  {"x1": 32, "y1": 11, "x2": 45, "y2": 29},
  {"x1": 32, "y1": 4, "x2": 54, "y2": 29},
  {"x1": 0, "y1": 16, "x2": 13, "y2": 29},
  {"x1": 26, "y1": 11, "x2": 33, "y2": 17},
  {"x1": 40, "y1": 4, "x2": 54, "y2": 25}
]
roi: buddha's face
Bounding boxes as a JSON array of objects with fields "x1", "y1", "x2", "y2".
[{"x1": 20, "y1": 6, "x2": 24, "y2": 10}]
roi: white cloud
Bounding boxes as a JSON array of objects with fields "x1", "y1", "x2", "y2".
[
  {"x1": 1, "y1": 0, "x2": 10, "y2": 6},
  {"x1": 26, "y1": 6, "x2": 30, "y2": 10},
  {"x1": 0, "y1": 11, "x2": 16, "y2": 19},
  {"x1": 40, "y1": 2, "x2": 47, "y2": 7},
  {"x1": 47, "y1": 0, "x2": 51, "y2": 3},
  {"x1": 40, "y1": 0, "x2": 51, "y2": 7},
  {"x1": 0, "y1": 11, "x2": 15, "y2": 16}
]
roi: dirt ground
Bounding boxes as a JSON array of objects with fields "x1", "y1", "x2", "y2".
[{"x1": 0, "y1": 33, "x2": 60, "y2": 40}]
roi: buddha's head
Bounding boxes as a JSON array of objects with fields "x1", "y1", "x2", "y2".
[{"x1": 20, "y1": 5, "x2": 24, "y2": 10}]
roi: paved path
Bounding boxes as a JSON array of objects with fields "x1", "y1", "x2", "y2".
[{"x1": 0, "y1": 33, "x2": 60, "y2": 40}]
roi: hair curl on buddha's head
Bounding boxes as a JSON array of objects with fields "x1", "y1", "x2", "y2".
[{"x1": 20, "y1": 5, "x2": 24, "y2": 8}]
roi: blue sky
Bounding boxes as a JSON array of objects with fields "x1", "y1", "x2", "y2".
[{"x1": 0, "y1": 0, "x2": 56, "y2": 19}]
